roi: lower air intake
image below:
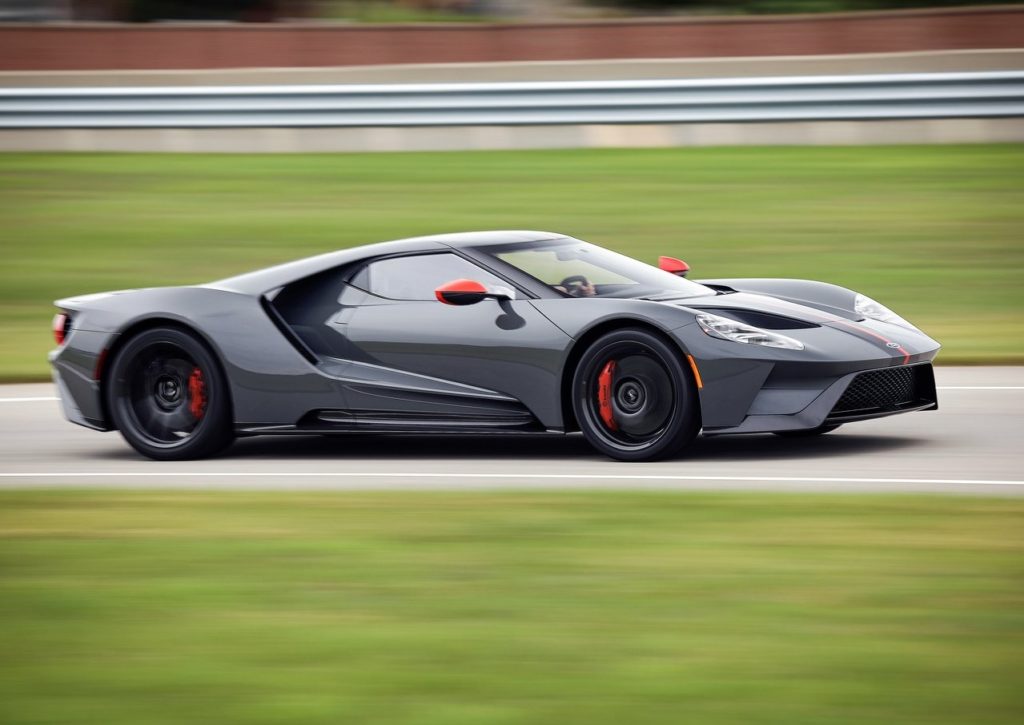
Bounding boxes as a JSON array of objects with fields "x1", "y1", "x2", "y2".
[{"x1": 830, "y1": 365, "x2": 933, "y2": 418}]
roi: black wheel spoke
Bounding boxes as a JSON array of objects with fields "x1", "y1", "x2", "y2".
[
  {"x1": 166, "y1": 408, "x2": 195, "y2": 437},
  {"x1": 135, "y1": 404, "x2": 159, "y2": 432},
  {"x1": 150, "y1": 411, "x2": 175, "y2": 439}
]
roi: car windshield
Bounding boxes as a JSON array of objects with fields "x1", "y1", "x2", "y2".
[{"x1": 479, "y1": 238, "x2": 714, "y2": 300}]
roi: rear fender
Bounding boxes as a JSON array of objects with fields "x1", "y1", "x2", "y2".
[{"x1": 54, "y1": 286, "x2": 339, "y2": 427}]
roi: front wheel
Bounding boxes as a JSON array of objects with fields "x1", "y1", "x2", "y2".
[
  {"x1": 571, "y1": 328, "x2": 700, "y2": 461},
  {"x1": 105, "y1": 327, "x2": 233, "y2": 460}
]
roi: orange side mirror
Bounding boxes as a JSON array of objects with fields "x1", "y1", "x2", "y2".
[
  {"x1": 658, "y1": 256, "x2": 690, "y2": 277},
  {"x1": 435, "y1": 279, "x2": 490, "y2": 305}
]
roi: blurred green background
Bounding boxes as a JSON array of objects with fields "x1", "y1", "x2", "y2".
[
  {"x1": 109, "y1": 0, "x2": 1024, "y2": 23},
  {"x1": 1, "y1": 491, "x2": 1022, "y2": 724},
  {"x1": 2, "y1": 145, "x2": 1023, "y2": 380}
]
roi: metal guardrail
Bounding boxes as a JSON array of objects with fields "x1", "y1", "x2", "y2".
[{"x1": 1, "y1": 71, "x2": 1022, "y2": 128}]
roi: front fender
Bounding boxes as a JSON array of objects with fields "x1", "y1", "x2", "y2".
[{"x1": 529, "y1": 297, "x2": 701, "y2": 340}]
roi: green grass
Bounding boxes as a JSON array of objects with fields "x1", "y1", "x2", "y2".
[
  {"x1": 322, "y1": 0, "x2": 491, "y2": 23},
  {"x1": 320, "y1": 0, "x2": 1024, "y2": 21},
  {"x1": 0, "y1": 491, "x2": 1021, "y2": 724},
  {"x1": 1, "y1": 146, "x2": 1022, "y2": 380}
]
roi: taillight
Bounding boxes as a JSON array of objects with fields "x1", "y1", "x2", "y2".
[{"x1": 53, "y1": 312, "x2": 70, "y2": 346}]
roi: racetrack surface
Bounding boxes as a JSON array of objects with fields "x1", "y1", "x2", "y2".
[{"x1": 2, "y1": 366, "x2": 1021, "y2": 496}]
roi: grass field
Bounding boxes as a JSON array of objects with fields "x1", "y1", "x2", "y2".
[
  {"x1": 0, "y1": 491, "x2": 1021, "y2": 724},
  {"x1": 1, "y1": 146, "x2": 1022, "y2": 380}
]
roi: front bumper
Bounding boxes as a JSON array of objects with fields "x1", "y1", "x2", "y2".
[{"x1": 702, "y1": 361, "x2": 938, "y2": 435}]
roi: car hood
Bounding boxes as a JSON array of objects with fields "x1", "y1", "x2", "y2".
[{"x1": 674, "y1": 291, "x2": 860, "y2": 325}]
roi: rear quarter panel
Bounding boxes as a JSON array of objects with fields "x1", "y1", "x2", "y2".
[{"x1": 55, "y1": 287, "x2": 338, "y2": 428}]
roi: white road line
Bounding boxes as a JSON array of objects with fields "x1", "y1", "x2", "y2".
[
  {"x1": 0, "y1": 472, "x2": 1021, "y2": 486},
  {"x1": 0, "y1": 387, "x2": 1021, "y2": 404},
  {"x1": 937, "y1": 386, "x2": 1024, "y2": 390}
]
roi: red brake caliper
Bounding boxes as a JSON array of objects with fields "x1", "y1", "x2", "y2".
[
  {"x1": 597, "y1": 360, "x2": 618, "y2": 431},
  {"x1": 187, "y1": 367, "x2": 206, "y2": 420}
]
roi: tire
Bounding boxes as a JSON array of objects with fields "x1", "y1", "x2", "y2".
[
  {"x1": 105, "y1": 327, "x2": 233, "y2": 460},
  {"x1": 571, "y1": 328, "x2": 700, "y2": 461},
  {"x1": 773, "y1": 423, "x2": 841, "y2": 438}
]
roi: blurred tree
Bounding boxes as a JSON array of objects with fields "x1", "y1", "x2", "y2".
[
  {"x1": 69, "y1": 0, "x2": 316, "y2": 21},
  {"x1": 583, "y1": 0, "x2": 1024, "y2": 13},
  {"x1": 24, "y1": 0, "x2": 1024, "y2": 21},
  {"x1": 126, "y1": 0, "x2": 283, "y2": 21},
  {"x1": 0, "y1": 0, "x2": 70, "y2": 20}
]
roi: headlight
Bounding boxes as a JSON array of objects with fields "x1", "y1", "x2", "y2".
[
  {"x1": 696, "y1": 312, "x2": 804, "y2": 350},
  {"x1": 854, "y1": 293, "x2": 918, "y2": 331}
]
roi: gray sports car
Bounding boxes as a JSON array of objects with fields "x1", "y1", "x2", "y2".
[{"x1": 50, "y1": 231, "x2": 940, "y2": 461}]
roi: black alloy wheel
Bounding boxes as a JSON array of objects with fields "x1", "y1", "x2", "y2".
[
  {"x1": 572, "y1": 328, "x2": 700, "y2": 461},
  {"x1": 106, "y1": 327, "x2": 233, "y2": 460}
]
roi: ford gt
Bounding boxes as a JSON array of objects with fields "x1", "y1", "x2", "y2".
[{"x1": 50, "y1": 231, "x2": 940, "y2": 461}]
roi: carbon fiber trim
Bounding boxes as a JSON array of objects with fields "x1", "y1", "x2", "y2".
[{"x1": 829, "y1": 364, "x2": 936, "y2": 419}]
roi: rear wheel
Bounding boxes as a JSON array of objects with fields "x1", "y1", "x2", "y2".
[
  {"x1": 773, "y1": 423, "x2": 841, "y2": 438},
  {"x1": 571, "y1": 328, "x2": 700, "y2": 461},
  {"x1": 106, "y1": 327, "x2": 233, "y2": 460}
]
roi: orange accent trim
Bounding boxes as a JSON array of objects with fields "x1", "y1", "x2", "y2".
[
  {"x1": 686, "y1": 354, "x2": 703, "y2": 389},
  {"x1": 93, "y1": 348, "x2": 108, "y2": 381}
]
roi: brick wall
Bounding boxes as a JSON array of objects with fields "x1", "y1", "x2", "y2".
[{"x1": 2, "y1": 6, "x2": 1022, "y2": 71}]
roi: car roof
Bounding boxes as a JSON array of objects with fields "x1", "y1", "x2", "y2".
[
  {"x1": 210, "y1": 230, "x2": 569, "y2": 295},
  {"x1": 391, "y1": 230, "x2": 566, "y2": 248}
]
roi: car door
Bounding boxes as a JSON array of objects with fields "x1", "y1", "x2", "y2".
[{"x1": 332, "y1": 251, "x2": 570, "y2": 428}]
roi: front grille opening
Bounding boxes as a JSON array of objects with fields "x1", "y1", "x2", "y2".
[{"x1": 830, "y1": 365, "x2": 933, "y2": 419}]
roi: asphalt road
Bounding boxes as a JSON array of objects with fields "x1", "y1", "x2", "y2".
[{"x1": 1, "y1": 366, "x2": 1022, "y2": 496}]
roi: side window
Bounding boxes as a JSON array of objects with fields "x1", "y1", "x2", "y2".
[{"x1": 355, "y1": 253, "x2": 510, "y2": 301}]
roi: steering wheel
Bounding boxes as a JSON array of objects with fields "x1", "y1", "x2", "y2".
[{"x1": 559, "y1": 275, "x2": 592, "y2": 297}]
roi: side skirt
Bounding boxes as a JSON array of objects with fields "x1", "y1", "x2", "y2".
[{"x1": 237, "y1": 410, "x2": 554, "y2": 437}]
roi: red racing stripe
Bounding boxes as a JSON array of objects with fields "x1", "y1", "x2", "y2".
[{"x1": 832, "y1": 319, "x2": 911, "y2": 365}]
